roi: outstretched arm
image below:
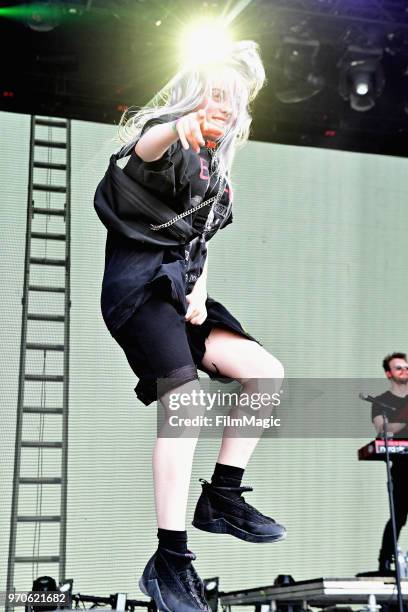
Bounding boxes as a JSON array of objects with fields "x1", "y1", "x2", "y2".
[
  {"x1": 135, "y1": 120, "x2": 179, "y2": 162},
  {"x1": 135, "y1": 110, "x2": 224, "y2": 162}
]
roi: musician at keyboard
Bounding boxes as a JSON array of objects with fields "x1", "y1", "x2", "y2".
[{"x1": 371, "y1": 352, "x2": 408, "y2": 574}]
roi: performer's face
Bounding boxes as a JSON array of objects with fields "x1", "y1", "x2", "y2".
[
  {"x1": 387, "y1": 358, "x2": 408, "y2": 384},
  {"x1": 198, "y1": 80, "x2": 234, "y2": 135}
]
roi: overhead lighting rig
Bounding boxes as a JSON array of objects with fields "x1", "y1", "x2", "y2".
[
  {"x1": 275, "y1": 35, "x2": 325, "y2": 103},
  {"x1": 338, "y1": 45, "x2": 385, "y2": 112}
]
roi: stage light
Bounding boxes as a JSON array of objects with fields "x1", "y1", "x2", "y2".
[
  {"x1": 178, "y1": 18, "x2": 233, "y2": 68},
  {"x1": 338, "y1": 46, "x2": 385, "y2": 112},
  {"x1": 203, "y1": 577, "x2": 219, "y2": 612},
  {"x1": 31, "y1": 576, "x2": 58, "y2": 612},
  {"x1": 0, "y1": 2, "x2": 57, "y2": 28},
  {"x1": 59, "y1": 580, "x2": 72, "y2": 593},
  {"x1": 274, "y1": 574, "x2": 295, "y2": 586},
  {"x1": 275, "y1": 36, "x2": 325, "y2": 104},
  {"x1": 0, "y1": 1, "x2": 83, "y2": 30},
  {"x1": 205, "y1": 579, "x2": 217, "y2": 591},
  {"x1": 355, "y1": 74, "x2": 370, "y2": 96},
  {"x1": 59, "y1": 579, "x2": 73, "y2": 609},
  {"x1": 27, "y1": 1, "x2": 62, "y2": 32}
]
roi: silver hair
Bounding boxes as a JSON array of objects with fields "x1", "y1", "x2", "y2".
[{"x1": 118, "y1": 40, "x2": 266, "y2": 174}]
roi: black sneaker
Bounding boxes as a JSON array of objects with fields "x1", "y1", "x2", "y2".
[
  {"x1": 138, "y1": 547, "x2": 211, "y2": 612},
  {"x1": 192, "y1": 478, "x2": 287, "y2": 543}
]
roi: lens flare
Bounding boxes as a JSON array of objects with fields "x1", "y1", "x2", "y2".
[{"x1": 179, "y1": 18, "x2": 233, "y2": 68}]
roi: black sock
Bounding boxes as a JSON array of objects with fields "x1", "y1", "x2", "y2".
[
  {"x1": 157, "y1": 528, "x2": 188, "y2": 554},
  {"x1": 157, "y1": 529, "x2": 191, "y2": 571},
  {"x1": 211, "y1": 462, "x2": 244, "y2": 488}
]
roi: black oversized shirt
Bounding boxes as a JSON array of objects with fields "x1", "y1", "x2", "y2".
[{"x1": 99, "y1": 117, "x2": 233, "y2": 335}]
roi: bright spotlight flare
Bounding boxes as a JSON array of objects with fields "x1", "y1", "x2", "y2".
[
  {"x1": 178, "y1": 18, "x2": 234, "y2": 68},
  {"x1": 145, "y1": 0, "x2": 254, "y2": 107}
]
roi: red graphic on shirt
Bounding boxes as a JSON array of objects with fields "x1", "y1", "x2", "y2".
[{"x1": 199, "y1": 157, "x2": 210, "y2": 181}]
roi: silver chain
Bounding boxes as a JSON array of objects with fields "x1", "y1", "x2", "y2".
[{"x1": 150, "y1": 151, "x2": 225, "y2": 231}]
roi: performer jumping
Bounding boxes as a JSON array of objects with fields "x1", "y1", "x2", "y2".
[
  {"x1": 372, "y1": 352, "x2": 408, "y2": 574},
  {"x1": 95, "y1": 40, "x2": 286, "y2": 612}
]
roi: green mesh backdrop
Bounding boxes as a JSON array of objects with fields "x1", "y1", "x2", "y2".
[{"x1": 1, "y1": 110, "x2": 407, "y2": 609}]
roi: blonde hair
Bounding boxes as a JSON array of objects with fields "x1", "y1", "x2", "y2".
[{"x1": 118, "y1": 40, "x2": 265, "y2": 173}]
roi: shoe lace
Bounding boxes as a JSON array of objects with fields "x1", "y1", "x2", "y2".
[
  {"x1": 178, "y1": 565, "x2": 209, "y2": 610},
  {"x1": 200, "y1": 479, "x2": 277, "y2": 522},
  {"x1": 236, "y1": 486, "x2": 274, "y2": 519}
]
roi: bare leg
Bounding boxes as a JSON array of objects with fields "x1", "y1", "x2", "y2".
[
  {"x1": 153, "y1": 379, "x2": 203, "y2": 530},
  {"x1": 201, "y1": 328, "x2": 284, "y2": 468}
]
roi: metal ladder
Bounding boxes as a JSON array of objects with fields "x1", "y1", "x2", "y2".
[{"x1": 6, "y1": 115, "x2": 71, "y2": 600}]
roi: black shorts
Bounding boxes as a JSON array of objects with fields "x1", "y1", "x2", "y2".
[{"x1": 112, "y1": 295, "x2": 261, "y2": 406}]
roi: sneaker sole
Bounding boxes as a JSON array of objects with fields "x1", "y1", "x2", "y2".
[
  {"x1": 192, "y1": 517, "x2": 287, "y2": 543},
  {"x1": 138, "y1": 576, "x2": 172, "y2": 612}
]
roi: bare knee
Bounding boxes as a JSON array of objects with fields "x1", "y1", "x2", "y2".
[
  {"x1": 267, "y1": 354, "x2": 285, "y2": 380},
  {"x1": 242, "y1": 350, "x2": 284, "y2": 381}
]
